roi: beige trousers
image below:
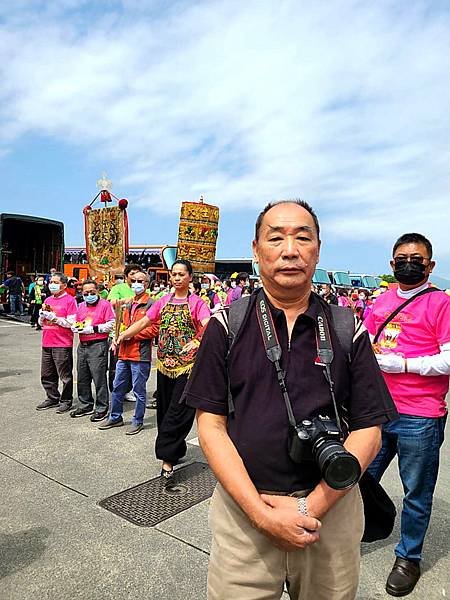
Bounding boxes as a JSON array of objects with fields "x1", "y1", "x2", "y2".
[{"x1": 208, "y1": 483, "x2": 364, "y2": 600}]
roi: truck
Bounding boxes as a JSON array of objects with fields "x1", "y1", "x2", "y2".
[{"x1": 0, "y1": 213, "x2": 64, "y2": 278}]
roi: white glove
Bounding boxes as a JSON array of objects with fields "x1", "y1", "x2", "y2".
[
  {"x1": 79, "y1": 325, "x2": 94, "y2": 335},
  {"x1": 39, "y1": 310, "x2": 56, "y2": 321},
  {"x1": 375, "y1": 353, "x2": 405, "y2": 373}
]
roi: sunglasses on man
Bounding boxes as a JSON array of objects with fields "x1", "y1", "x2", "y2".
[{"x1": 392, "y1": 256, "x2": 430, "y2": 266}]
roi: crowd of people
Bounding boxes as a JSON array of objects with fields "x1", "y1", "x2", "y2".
[
  {"x1": 19, "y1": 263, "x2": 259, "y2": 481},
  {"x1": 1, "y1": 202, "x2": 449, "y2": 600}
]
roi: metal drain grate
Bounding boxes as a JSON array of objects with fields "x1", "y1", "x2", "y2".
[{"x1": 98, "y1": 461, "x2": 216, "y2": 526}]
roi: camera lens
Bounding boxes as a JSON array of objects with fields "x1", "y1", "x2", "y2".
[{"x1": 314, "y1": 441, "x2": 361, "y2": 490}]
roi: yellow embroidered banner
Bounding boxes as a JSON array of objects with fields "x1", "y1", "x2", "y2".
[
  {"x1": 176, "y1": 201, "x2": 219, "y2": 274},
  {"x1": 84, "y1": 206, "x2": 128, "y2": 281}
]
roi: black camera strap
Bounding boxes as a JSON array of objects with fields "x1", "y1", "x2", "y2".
[
  {"x1": 255, "y1": 292, "x2": 296, "y2": 428},
  {"x1": 255, "y1": 290, "x2": 343, "y2": 436}
]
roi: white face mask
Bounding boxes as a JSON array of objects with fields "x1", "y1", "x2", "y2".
[
  {"x1": 37, "y1": 279, "x2": 44, "y2": 286},
  {"x1": 201, "y1": 283, "x2": 209, "y2": 289},
  {"x1": 131, "y1": 282, "x2": 145, "y2": 295},
  {"x1": 115, "y1": 278, "x2": 124, "y2": 284},
  {"x1": 49, "y1": 283, "x2": 61, "y2": 294},
  {"x1": 231, "y1": 281, "x2": 236, "y2": 288},
  {"x1": 359, "y1": 294, "x2": 366, "y2": 300}
]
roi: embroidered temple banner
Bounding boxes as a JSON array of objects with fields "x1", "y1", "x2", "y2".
[
  {"x1": 84, "y1": 206, "x2": 129, "y2": 281},
  {"x1": 176, "y1": 201, "x2": 219, "y2": 274}
]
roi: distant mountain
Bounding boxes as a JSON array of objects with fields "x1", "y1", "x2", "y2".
[{"x1": 430, "y1": 273, "x2": 450, "y2": 290}]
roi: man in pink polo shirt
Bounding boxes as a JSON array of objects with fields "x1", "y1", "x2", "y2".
[
  {"x1": 365, "y1": 232, "x2": 450, "y2": 597},
  {"x1": 36, "y1": 272, "x2": 78, "y2": 413},
  {"x1": 70, "y1": 279, "x2": 115, "y2": 422}
]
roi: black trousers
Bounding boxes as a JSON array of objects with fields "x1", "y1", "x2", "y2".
[
  {"x1": 77, "y1": 340, "x2": 109, "y2": 411},
  {"x1": 30, "y1": 303, "x2": 41, "y2": 326},
  {"x1": 41, "y1": 347, "x2": 73, "y2": 402},
  {"x1": 155, "y1": 371, "x2": 195, "y2": 464}
]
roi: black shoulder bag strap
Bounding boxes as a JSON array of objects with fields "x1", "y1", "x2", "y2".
[
  {"x1": 373, "y1": 287, "x2": 439, "y2": 344},
  {"x1": 225, "y1": 296, "x2": 251, "y2": 416},
  {"x1": 329, "y1": 304, "x2": 355, "y2": 358}
]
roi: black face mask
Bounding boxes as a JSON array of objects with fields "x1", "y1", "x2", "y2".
[{"x1": 394, "y1": 261, "x2": 427, "y2": 285}]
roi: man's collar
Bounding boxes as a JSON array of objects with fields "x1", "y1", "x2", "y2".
[
  {"x1": 262, "y1": 289, "x2": 320, "y2": 322},
  {"x1": 396, "y1": 281, "x2": 429, "y2": 299}
]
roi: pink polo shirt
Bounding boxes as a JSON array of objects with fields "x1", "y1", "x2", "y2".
[
  {"x1": 147, "y1": 293, "x2": 210, "y2": 333},
  {"x1": 76, "y1": 299, "x2": 115, "y2": 343},
  {"x1": 42, "y1": 293, "x2": 77, "y2": 348},
  {"x1": 364, "y1": 288, "x2": 450, "y2": 417}
]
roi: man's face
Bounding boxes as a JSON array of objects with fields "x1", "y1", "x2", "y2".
[
  {"x1": 252, "y1": 203, "x2": 320, "y2": 293},
  {"x1": 130, "y1": 272, "x2": 149, "y2": 292},
  {"x1": 49, "y1": 275, "x2": 67, "y2": 294},
  {"x1": 390, "y1": 242, "x2": 435, "y2": 285},
  {"x1": 82, "y1": 283, "x2": 97, "y2": 296},
  {"x1": 126, "y1": 269, "x2": 140, "y2": 286}
]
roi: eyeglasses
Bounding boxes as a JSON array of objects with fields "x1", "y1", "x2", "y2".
[
  {"x1": 129, "y1": 278, "x2": 146, "y2": 283},
  {"x1": 393, "y1": 256, "x2": 430, "y2": 266}
]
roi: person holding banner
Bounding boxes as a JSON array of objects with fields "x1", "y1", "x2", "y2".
[{"x1": 100, "y1": 272, "x2": 159, "y2": 435}]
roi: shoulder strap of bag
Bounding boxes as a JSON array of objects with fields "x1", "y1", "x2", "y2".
[
  {"x1": 227, "y1": 295, "x2": 251, "y2": 349},
  {"x1": 214, "y1": 296, "x2": 251, "y2": 416},
  {"x1": 329, "y1": 304, "x2": 355, "y2": 359},
  {"x1": 373, "y1": 287, "x2": 439, "y2": 344}
]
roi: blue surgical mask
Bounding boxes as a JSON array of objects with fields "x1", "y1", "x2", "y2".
[
  {"x1": 48, "y1": 283, "x2": 61, "y2": 294},
  {"x1": 131, "y1": 282, "x2": 145, "y2": 295},
  {"x1": 115, "y1": 278, "x2": 124, "y2": 284},
  {"x1": 201, "y1": 283, "x2": 209, "y2": 289},
  {"x1": 84, "y1": 294, "x2": 98, "y2": 304}
]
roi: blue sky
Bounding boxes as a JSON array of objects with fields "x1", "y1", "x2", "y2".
[{"x1": 1, "y1": 0, "x2": 450, "y2": 278}]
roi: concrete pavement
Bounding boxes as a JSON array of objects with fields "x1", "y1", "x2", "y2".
[{"x1": 0, "y1": 317, "x2": 448, "y2": 599}]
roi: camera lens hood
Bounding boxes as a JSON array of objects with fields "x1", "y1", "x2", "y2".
[{"x1": 317, "y1": 444, "x2": 361, "y2": 490}]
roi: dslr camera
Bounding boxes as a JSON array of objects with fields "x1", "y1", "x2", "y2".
[{"x1": 289, "y1": 415, "x2": 361, "y2": 490}]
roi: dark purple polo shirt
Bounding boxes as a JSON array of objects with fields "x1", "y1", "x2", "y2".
[{"x1": 185, "y1": 292, "x2": 397, "y2": 493}]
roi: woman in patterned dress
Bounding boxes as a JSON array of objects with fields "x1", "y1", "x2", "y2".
[{"x1": 117, "y1": 259, "x2": 210, "y2": 478}]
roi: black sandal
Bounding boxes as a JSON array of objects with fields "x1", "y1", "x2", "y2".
[{"x1": 161, "y1": 468, "x2": 174, "y2": 479}]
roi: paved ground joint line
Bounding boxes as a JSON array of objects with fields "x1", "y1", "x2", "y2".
[
  {"x1": 154, "y1": 526, "x2": 210, "y2": 557},
  {"x1": 0, "y1": 450, "x2": 89, "y2": 498}
]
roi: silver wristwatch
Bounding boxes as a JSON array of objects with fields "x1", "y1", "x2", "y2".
[{"x1": 297, "y1": 496, "x2": 308, "y2": 516}]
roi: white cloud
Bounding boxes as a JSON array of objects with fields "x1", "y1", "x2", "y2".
[{"x1": 0, "y1": 0, "x2": 449, "y2": 264}]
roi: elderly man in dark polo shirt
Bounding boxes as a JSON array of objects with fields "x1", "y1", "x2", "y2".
[{"x1": 185, "y1": 199, "x2": 397, "y2": 600}]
